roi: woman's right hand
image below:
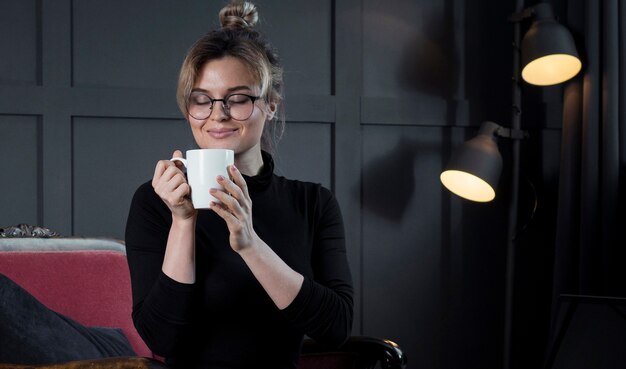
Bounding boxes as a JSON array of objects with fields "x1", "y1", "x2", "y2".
[{"x1": 152, "y1": 150, "x2": 196, "y2": 220}]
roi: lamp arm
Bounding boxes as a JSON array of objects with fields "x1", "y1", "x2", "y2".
[
  {"x1": 478, "y1": 120, "x2": 529, "y2": 140},
  {"x1": 509, "y1": 7, "x2": 534, "y2": 23},
  {"x1": 475, "y1": 121, "x2": 528, "y2": 140},
  {"x1": 509, "y1": 3, "x2": 554, "y2": 23}
]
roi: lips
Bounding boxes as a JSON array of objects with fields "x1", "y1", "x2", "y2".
[{"x1": 208, "y1": 128, "x2": 238, "y2": 139}]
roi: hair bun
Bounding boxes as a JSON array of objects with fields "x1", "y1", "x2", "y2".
[{"x1": 219, "y1": 1, "x2": 258, "y2": 29}]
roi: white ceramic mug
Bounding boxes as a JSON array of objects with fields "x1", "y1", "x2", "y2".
[{"x1": 170, "y1": 149, "x2": 234, "y2": 209}]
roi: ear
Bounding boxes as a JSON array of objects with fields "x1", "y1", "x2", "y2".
[{"x1": 266, "y1": 101, "x2": 278, "y2": 120}]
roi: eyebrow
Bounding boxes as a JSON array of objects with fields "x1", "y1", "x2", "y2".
[{"x1": 191, "y1": 85, "x2": 254, "y2": 94}]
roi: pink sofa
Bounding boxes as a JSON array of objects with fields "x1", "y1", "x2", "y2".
[
  {"x1": 0, "y1": 235, "x2": 407, "y2": 369},
  {"x1": 0, "y1": 237, "x2": 151, "y2": 358}
]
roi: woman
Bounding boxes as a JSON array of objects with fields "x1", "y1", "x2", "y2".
[{"x1": 124, "y1": 1, "x2": 354, "y2": 368}]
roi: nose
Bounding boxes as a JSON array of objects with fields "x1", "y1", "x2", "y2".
[{"x1": 209, "y1": 100, "x2": 229, "y2": 121}]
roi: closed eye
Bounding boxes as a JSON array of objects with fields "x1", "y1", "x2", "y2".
[
  {"x1": 227, "y1": 94, "x2": 250, "y2": 104},
  {"x1": 190, "y1": 92, "x2": 212, "y2": 105}
]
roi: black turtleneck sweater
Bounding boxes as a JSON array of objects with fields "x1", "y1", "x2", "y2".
[{"x1": 124, "y1": 152, "x2": 353, "y2": 369}]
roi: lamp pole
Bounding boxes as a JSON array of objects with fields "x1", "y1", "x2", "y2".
[
  {"x1": 442, "y1": 2, "x2": 579, "y2": 367},
  {"x1": 504, "y1": 1, "x2": 524, "y2": 369}
]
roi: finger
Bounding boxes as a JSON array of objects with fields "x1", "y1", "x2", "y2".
[
  {"x1": 209, "y1": 187, "x2": 240, "y2": 210},
  {"x1": 214, "y1": 177, "x2": 252, "y2": 217},
  {"x1": 160, "y1": 164, "x2": 186, "y2": 183},
  {"x1": 152, "y1": 160, "x2": 171, "y2": 187},
  {"x1": 216, "y1": 175, "x2": 243, "y2": 200},
  {"x1": 164, "y1": 169, "x2": 188, "y2": 191},
  {"x1": 170, "y1": 182, "x2": 191, "y2": 205},
  {"x1": 158, "y1": 173, "x2": 190, "y2": 205},
  {"x1": 229, "y1": 165, "x2": 249, "y2": 197},
  {"x1": 171, "y1": 150, "x2": 185, "y2": 170},
  {"x1": 209, "y1": 201, "x2": 238, "y2": 223},
  {"x1": 153, "y1": 152, "x2": 185, "y2": 187},
  {"x1": 154, "y1": 166, "x2": 187, "y2": 196}
]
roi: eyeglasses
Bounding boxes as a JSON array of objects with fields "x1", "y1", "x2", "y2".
[{"x1": 187, "y1": 92, "x2": 259, "y2": 121}]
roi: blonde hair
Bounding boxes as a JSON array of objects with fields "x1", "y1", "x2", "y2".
[{"x1": 177, "y1": 0, "x2": 284, "y2": 152}]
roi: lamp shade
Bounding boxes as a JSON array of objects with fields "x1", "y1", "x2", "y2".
[
  {"x1": 440, "y1": 122, "x2": 503, "y2": 202},
  {"x1": 521, "y1": 4, "x2": 581, "y2": 86}
]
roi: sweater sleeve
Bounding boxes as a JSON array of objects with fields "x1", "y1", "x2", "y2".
[
  {"x1": 124, "y1": 182, "x2": 196, "y2": 356},
  {"x1": 281, "y1": 188, "x2": 354, "y2": 347}
]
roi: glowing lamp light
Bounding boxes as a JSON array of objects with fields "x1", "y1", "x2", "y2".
[
  {"x1": 522, "y1": 54, "x2": 582, "y2": 86},
  {"x1": 440, "y1": 170, "x2": 496, "y2": 202},
  {"x1": 520, "y1": 3, "x2": 582, "y2": 86},
  {"x1": 440, "y1": 122, "x2": 503, "y2": 203}
]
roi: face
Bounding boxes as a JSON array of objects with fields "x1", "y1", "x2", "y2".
[{"x1": 188, "y1": 56, "x2": 275, "y2": 159}]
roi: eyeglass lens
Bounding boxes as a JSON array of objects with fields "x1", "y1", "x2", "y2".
[{"x1": 187, "y1": 93, "x2": 255, "y2": 121}]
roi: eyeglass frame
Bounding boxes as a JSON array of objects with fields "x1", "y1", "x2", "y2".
[{"x1": 186, "y1": 92, "x2": 261, "y2": 121}]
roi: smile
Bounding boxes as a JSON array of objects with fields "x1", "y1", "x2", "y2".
[{"x1": 208, "y1": 128, "x2": 238, "y2": 139}]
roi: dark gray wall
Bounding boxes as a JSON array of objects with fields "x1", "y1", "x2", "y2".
[{"x1": 0, "y1": 1, "x2": 563, "y2": 369}]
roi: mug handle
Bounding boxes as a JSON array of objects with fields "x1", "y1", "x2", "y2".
[{"x1": 170, "y1": 157, "x2": 187, "y2": 169}]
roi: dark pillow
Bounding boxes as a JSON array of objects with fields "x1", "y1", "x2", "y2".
[{"x1": 0, "y1": 273, "x2": 135, "y2": 365}]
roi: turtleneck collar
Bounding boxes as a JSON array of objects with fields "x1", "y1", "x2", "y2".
[{"x1": 242, "y1": 150, "x2": 274, "y2": 192}]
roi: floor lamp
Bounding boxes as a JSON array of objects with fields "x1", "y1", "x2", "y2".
[{"x1": 439, "y1": 2, "x2": 581, "y2": 369}]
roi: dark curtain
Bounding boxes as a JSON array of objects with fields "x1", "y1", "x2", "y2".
[
  {"x1": 554, "y1": 0, "x2": 626, "y2": 304},
  {"x1": 543, "y1": 1, "x2": 626, "y2": 364}
]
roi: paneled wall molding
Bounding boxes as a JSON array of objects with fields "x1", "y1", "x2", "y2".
[
  {"x1": 0, "y1": 85, "x2": 336, "y2": 123},
  {"x1": 283, "y1": 95, "x2": 336, "y2": 123},
  {"x1": 0, "y1": 86, "x2": 44, "y2": 115},
  {"x1": 361, "y1": 96, "x2": 471, "y2": 126},
  {"x1": 42, "y1": 0, "x2": 71, "y2": 86},
  {"x1": 69, "y1": 87, "x2": 180, "y2": 119}
]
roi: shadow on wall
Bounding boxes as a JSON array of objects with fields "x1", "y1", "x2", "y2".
[
  {"x1": 358, "y1": 3, "x2": 462, "y2": 221},
  {"x1": 359, "y1": 138, "x2": 420, "y2": 222},
  {"x1": 397, "y1": 9, "x2": 458, "y2": 98}
]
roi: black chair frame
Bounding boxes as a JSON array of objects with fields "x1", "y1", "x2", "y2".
[{"x1": 300, "y1": 336, "x2": 408, "y2": 369}]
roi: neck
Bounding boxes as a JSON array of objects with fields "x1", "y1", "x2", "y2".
[{"x1": 234, "y1": 146, "x2": 264, "y2": 176}]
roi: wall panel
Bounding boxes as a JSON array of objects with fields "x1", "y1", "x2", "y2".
[
  {"x1": 361, "y1": 124, "x2": 447, "y2": 369},
  {"x1": 72, "y1": 0, "x2": 332, "y2": 95},
  {"x1": 260, "y1": 1, "x2": 333, "y2": 96},
  {"x1": 72, "y1": 1, "x2": 218, "y2": 89},
  {"x1": 363, "y1": 0, "x2": 449, "y2": 98},
  {"x1": 0, "y1": 0, "x2": 39, "y2": 85},
  {"x1": 0, "y1": 115, "x2": 41, "y2": 226},
  {"x1": 273, "y1": 122, "x2": 332, "y2": 189},
  {"x1": 72, "y1": 117, "x2": 193, "y2": 238}
]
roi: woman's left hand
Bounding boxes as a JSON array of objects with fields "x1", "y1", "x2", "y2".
[{"x1": 209, "y1": 165, "x2": 258, "y2": 253}]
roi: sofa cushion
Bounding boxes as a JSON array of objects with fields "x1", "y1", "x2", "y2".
[
  {"x1": 0, "y1": 239, "x2": 151, "y2": 357},
  {"x1": 0, "y1": 273, "x2": 136, "y2": 364}
]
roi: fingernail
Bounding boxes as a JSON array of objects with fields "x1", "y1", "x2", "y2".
[
  {"x1": 217, "y1": 175, "x2": 224, "y2": 181},
  {"x1": 210, "y1": 188, "x2": 216, "y2": 193},
  {"x1": 231, "y1": 165, "x2": 238, "y2": 172}
]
